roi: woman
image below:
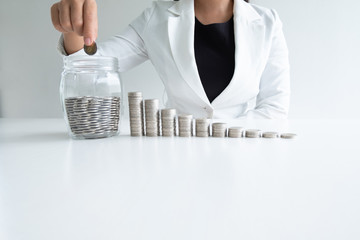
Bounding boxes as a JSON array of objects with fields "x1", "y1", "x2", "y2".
[{"x1": 51, "y1": 0, "x2": 290, "y2": 119}]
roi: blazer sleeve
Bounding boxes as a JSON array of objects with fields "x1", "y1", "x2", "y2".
[
  {"x1": 57, "y1": 3, "x2": 156, "y2": 73},
  {"x1": 245, "y1": 9, "x2": 291, "y2": 119}
]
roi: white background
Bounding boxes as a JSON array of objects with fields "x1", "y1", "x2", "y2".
[{"x1": 0, "y1": 0, "x2": 359, "y2": 118}]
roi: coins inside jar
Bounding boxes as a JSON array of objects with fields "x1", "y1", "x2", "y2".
[{"x1": 65, "y1": 96, "x2": 120, "y2": 138}]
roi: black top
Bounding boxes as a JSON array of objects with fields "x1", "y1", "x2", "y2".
[{"x1": 194, "y1": 16, "x2": 236, "y2": 103}]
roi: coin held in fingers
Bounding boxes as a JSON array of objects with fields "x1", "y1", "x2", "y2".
[{"x1": 84, "y1": 42, "x2": 97, "y2": 55}]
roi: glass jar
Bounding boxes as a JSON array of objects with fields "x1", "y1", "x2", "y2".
[{"x1": 60, "y1": 56, "x2": 122, "y2": 139}]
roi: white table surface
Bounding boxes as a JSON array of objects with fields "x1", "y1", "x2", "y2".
[{"x1": 0, "y1": 118, "x2": 359, "y2": 240}]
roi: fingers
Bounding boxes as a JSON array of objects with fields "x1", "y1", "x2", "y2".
[
  {"x1": 83, "y1": 0, "x2": 98, "y2": 45},
  {"x1": 51, "y1": 3, "x2": 66, "y2": 33},
  {"x1": 51, "y1": 0, "x2": 98, "y2": 44},
  {"x1": 71, "y1": 2, "x2": 84, "y2": 36},
  {"x1": 59, "y1": 1, "x2": 73, "y2": 32}
]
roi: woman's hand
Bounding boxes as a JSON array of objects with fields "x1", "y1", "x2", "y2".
[{"x1": 51, "y1": 0, "x2": 98, "y2": 54}]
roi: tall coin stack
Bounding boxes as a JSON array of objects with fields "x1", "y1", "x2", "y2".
[
  {"x1": 195, "y1": 118, "x2": 211, "y2": 137},
  {"x1": 128, "y1": 92, "x2": 144, "y2": 136},
  {"x1": 144, "y1": 99, "x2": 160, "y2": 137},
  {"x1": 161, "y1": 108, "x2": 177, "y2": 137},
  {"x1": 212, "y1": 122, "x2": 227, "y2": 137},
  {"x1": 228, "y1": 127, "x2": 244, "y2": 138},
  {"x1": 178, "y1": 114, "x2": 193, "y2": 137}
]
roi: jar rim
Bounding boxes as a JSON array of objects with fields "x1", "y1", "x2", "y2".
[{"x1": 63, "y1": 55, "x2": 118, "y2": 71}]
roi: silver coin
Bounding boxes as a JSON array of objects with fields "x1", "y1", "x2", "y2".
[
  {"x1": 280, "y1": 133, "x2": 297, "y2": 139},
  {"x1": 212, "y1": 122, "x2": 227, "y2": 128},
  {"x1": 128, "y1": 92, "x2": 143, "y2": 97},
  {"x1": 245, "y1": 129, "x2": 261, "y2": 138},
  {"x1": 196, "y1": 132, "x2": 209, "y2": 137},
  {"x1": 196, "y1": 118, "x2": 210, "y2": 123},
  {"x1": 178, "y1": 114, "x2": 193, "y2": 119},
  {"x1": 179, "y1": 132, "x2": 192, "y2": 137},
  {"x1": 262, "y1": 132, "x2": 279, "y2": 138}
]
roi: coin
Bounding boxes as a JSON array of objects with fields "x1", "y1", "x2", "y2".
[
  {"x1": 228, "y1": 127, "x2": 244, "y2": 138},
  {"x1": 262, "y1": 132, "x2": 279, "y2": 138},
  {"x1": 245, "y1": 129, "x2": 261, "y2": 138},
  {"x1": 144, "y1": 99, "x2": 160, "y2": 136},
  {"x1": 65, "y1": 96, "x2": 120, "y2": 138},
  {"x1": 178, "y1": 114, "x2": 193, "y2": 137},
  {"x1": 161, "y1": 108, "x2": 176, "y2": 137},
  {"x1": 84, "y1": 42, "x2": 97, "y2": 55},
  {"x1": 280, "y1": 133, "x2": 297, "y2": 139},
  {"x1": 128, "y1": 92, "x2": 144, "y2": 136},
  {"x1": 212, "y1": 122, "x2": 227, "y2": 138},
  {"x1": 195, "y1": 118, "x2": 210, "y2": 137}
]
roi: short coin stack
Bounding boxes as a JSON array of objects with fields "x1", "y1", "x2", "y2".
[
  {"x1": 212, "y1": 123, "x2": 227, "y2": 137},
  {"x1": 128, "y1": 92, "x2": 144, "y2": 136},
  {"x1": 144, "y1": 99, "x2": 160, "y2": 137},
  {"x1": 178, "y1": 114, "x2": 193, "y2": 137},
  {"x1": 161, "y1": 108, "x2": 177, "y2": 137},
  {"x1": 280, "y1": 133, "x2": 297, "y2": 139},
  {"x1": 65, "y1": 96, "x2": 120, "y2": 138},
  {"x1": 245, "y1": 129, "x2": 261, "y2": 138},
  {"x1": 228, "y1": 127, "x2": 244, "y2": 138},
  {"x1": 195, "y1": 118, "x2": 211, "y2": 137},
  {"x1": 262, "y1": 132, "x2": 279, "y2": 138}
]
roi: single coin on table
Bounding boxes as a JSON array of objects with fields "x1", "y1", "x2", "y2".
[{"x1": 84, "y1": 42, "x2": 97, "y2": 55}]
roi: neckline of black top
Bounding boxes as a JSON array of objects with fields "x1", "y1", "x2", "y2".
[
  {"x1": 194, "y1": 15, "x2": 236, "y2": 103},
  {"x1": 195, "y1": 15, "x2": 234, "y2": 27}
]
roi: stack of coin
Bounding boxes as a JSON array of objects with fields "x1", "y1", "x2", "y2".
[
  {"x1": 212, "y1": 122, "x2": 227, "y2": 137},
  {"x1": 178, "y1": 114, "x2": 193, "y2": 137},
  {"x1": 195, "y1": 118, "x2": 211, "y2": 137},
  {"x1": 65, "y1": 96, "x2": 120, "y2": 138},
  {"x1": 161, "y1": 108, "x2": 177, "y2": 137},
  {"x1": 245, "y1": 129, "x2": 262, "y2": 138},
  {"x1": 228, "y1": 127, "x2": 244, "y2": 138},
  {"x1": 144, "y1": 99, "x2": 160, "y2": 137},
  {"x1": 128, "y1": 92, "x2": 144, "y2": 136},
  {"x1": 262, "y1": 132, "x2": 279, "y2": 138},
  {"x1": 280, "y1": 133, "x2": 297, "y2": 139}
]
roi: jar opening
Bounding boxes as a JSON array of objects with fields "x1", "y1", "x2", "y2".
[{"x1": 64, "y1": 56, "x2": 118, "y2": 71}]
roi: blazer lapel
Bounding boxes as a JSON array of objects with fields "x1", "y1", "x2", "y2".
[
  {"x1": 211, "y1": 0, "x2": 265, "y2": 108},
  {"x1": 167, "y1": 0, "x2": 211, "y2": 107}
]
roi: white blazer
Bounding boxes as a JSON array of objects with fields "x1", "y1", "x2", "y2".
[{"x1": 60, "y1": 0, "x2": 290, "y2": 119}]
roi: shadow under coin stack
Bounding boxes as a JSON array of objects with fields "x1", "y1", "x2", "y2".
[
  {"x1": 212, "y1": 123, "x2": 227, "y2": 137},
  {"x1": 228, "y1": 127, "x2": 244, "y2": 138},
  {"x1": 65, "y1": 96, "x2": 120, "y2": 138},
  {"x1": 178, "y1": 114, "x2": 193, "y2": 137},
  {"x1": 161, "y1": 109, "x2": 177, "y2": 137},
  {"x1": 195, "y1": 118, "x2": 211, "y2": 137},
  {"x1": 128, "y1": 92, "x2": 144, "y2": 136},
  {"x1": 144, "y1": 99, "x2": 160, "y2": 137}
]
